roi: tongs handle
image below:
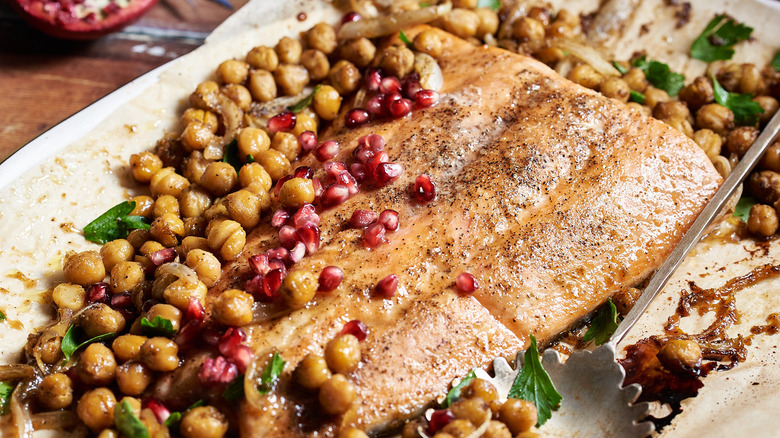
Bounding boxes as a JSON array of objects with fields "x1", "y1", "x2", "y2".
[{"x1": 612, "y1": 111, "x2": 780, "y2": 344}]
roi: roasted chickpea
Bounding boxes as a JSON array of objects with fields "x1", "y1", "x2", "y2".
[
  {"x1": 130, "y1": 152, "x2": 163, "y2": 184},
  {"x1": 453, "y1": 0, "x2": 477, "y2": 7},
  {"x1": 150, "y1": 213, "x2": 185, "y2": 248},
  {"x1": 237, "y1": 127, "x2": 270, "y2": 159},
  {"x1": 97, "y1": 429, "x2": 120, "y2": 438},
  {"x1": 181, "y1": 121, "x2": 214, "y2": 152},
  {"x1": 153, "y1": 194, "x2": 180, "y2": 218},
  {"x1": 482, "y1": 421, "x2": 512, "y2": 438},
  {"x1": 224, "y1": 189, "x2": 262, "y2": 229},
  {"x1": 239, "y1": 162, "x2": 273, "y2": 192},
  {"x1": 643, "y1": 86, "x2": 670, "y2": 109},
  {"x1": 246, "y1": 45, "x2": 278, "y2": 71},
  {"x1": 77, "y1": 388, "x2": 116, "y2": 432},
  {"x1": 306, "y1": 22, "x2": 337, "y2": 54},
  {"x1": 110, "y1": 261, "x2": 145, "y2": 295},
  {"x1": 181, "y1": 249, "x2": 220, "y2": 288},
  {"x1": 441, "y1": 8, "x2": 479, "y2": 39},
  {"x1": 112, "y1": 334, "x2": 147, "y2": 363},
  {"x1": 130, "y1": 195, "x2": 154, "y2": 218},
  {"x1": 313, "y1": 84, "x2": 342, "y2": 121},
  {"x1": 513, "y1": 17, "x2": 545, "y2": 42},
  {"x1": 139, "y1": 240, "x2": 165, "y2": 260},
  {"x1": 217, "y1": 59, "x2": 249, "y2": 84},
  {"x1": 319, "y1": 374, "x2": 356, "y2": 415},
  {"x1": 248, "y1": 70, "x2": 278, "y2": 102},
  {"x1": 696, "y1": 103, "x2": 734, "y2": 135},
  {"x1": 291, "y1": 108, "x2": 318, "y2": 137},
  {"x1": 760, "y1": 140, "x2": 780, "y2": 172},
  {"x1": 658, "y1": 339, "x2": 702, "y2": 373},
  {"x1": 146, "y1": 304, "x2": 182, "y2": 332},
  {"x1": 78, "y1": 304, "x2": 126, "y2": 338},
  {"x1": 150, "y1": 167, "x2": 190, "y2": 198},
  {"x1": 163, "y1": 278, "x2": 208, "y2": 310},
  {"x1": 533, "y1": 47, "x2": 565, "y2": 66},
  {"x1": 190, "y1": 80, "x2": 220, "y2": 111},
  {"x1": 212, "y1": 289, "x2": 255, "y2": 326},
  {"x1": 64, "y1": 251, "x2": 106, "y2": 286},
  {"x1": 53, "y1": 283, "x2": 86, "y2": 311},
  {"x1": 183, "y1": 217, "x2": 207, "y2": 237},
  {"x1": 271, "y1": 132, "x2": 300, "y2": 162},
  {"x1": 295, "y1": 354, "x2": 332, "y2": 389},
  {"x1": 413, "y1": 29, "x2": 443, "y2": 59},
  {"x1": 339, "y1": 38, "x2": 376, "y2": 68},
  {"x1": 498, "y1": 398, "x2": 537, "y2": 435},
  {"x1": 200, "y1": 162, "x2": 238, "y2": 197},
  {"x1": 38, "y1": 373, "x2": 73, "y2": 410},
  {"x1": 181, "y1": 236, "x2": 210, "y2": 256},
  {"x1": 567, "y1": 64, "x2": 603, "y2": 90},
  {"x1": 116, "y1": 362, "x2": 153, "y2": 396},
  {"x1": 679, "y1": 76, "x2": 714, "y2": 111},
  {"x1": 203, "y1": 199, "x2": 228, "y2": 221},
  {"x1": 600, "y1": 77, "x2": 630, "y2": 102},
  {"x1": 180, "y1": 406, "x2": 228, "y2": 438},
  {"x1": 280, "y1": 270, "x2": 318, "y2": 309},
  {"x1": 278, "y1": 178, "x2": 316, "y2": 208},
  {"x1": 738, "y1": 63, "x2": 766, "y2": 95},
  {"x1": 274, "y1": 64, "x2": 310, "y2": 96},
  {"x1": 554, "y1": 8, "x2": 580, "y2": 29},
  {"x1": 691, "y1": 130, "x2": 721, "y2": 161},
  {"x1": 339, "y1": 428, "x2": 369, "y2": 438},
  {"x1": 257, "y1": 149, "x2": 292, "y2": 181},
  {"x1": 276, "y1": 36, "x2": 302, "y2": 64},
  {"x1": 329, "y1": 60, "x2": 363, "y2": 95},
  {"x1": 663, "y1": 117, "x2": 694, "y2": 138},
  {"x1": 747, "y1": 204, "x2": 779, "y2": 237},
  {"x1": 141, "y1": 337, "x2": 179, "y2": 372},
  {"x1": 462, "y1": 378, "x2": 499, "y2": 404},
  {"x1": 376, "y1": 46, "x2": 414, "y2": 79},
  {"x1": 207, "y1": 219, "x2": 246, "y2": 261},
  {"x1": 182, "y1": 151, "x2": 210, "y2": 185},
  {"x1": 726, "y1": 126, "x2": 759, "y2": 158},
  {"x1": 298, "y1": 49, "x2": 330, "y2": 83},
  {"x1": 182, "y1": 108, "x2": 219, "y2": 134},
  {"x1": 222, "y1": 84, "x2": 252, "y2": 111},
  {"x1": 179, "y1": 186, "x2": 212, "y2": 219},
  {"x1": 622, "y1": 68, "x2": 648, "y2": 92},
  {"x1": 127, "y1": 229, "x2": 150, "y2": 250},
  {"x1": 750, "y1": 171, "x2": 780, "y2": 205},
  {"x1": 77, "y1": 343, "x2": 117, "y2": 386},
  {"x1": 475, "y1": 8, "x2": 499, "y2": 38},
  {"x1": 653, "y1": 101, "x2": 691, "y2": 122},
  {"x1": 755, "y1": 96, "x2": 778, "y2": 124},
  {"x1": 451, "y1": 397, "x2": 491, "y2": 425},
  {"x1": 442, "y1": 419, "x2": 475, "y2": 437},
  {"x1": 325, "y1": 334, "x2": 361, "y2": 374}
]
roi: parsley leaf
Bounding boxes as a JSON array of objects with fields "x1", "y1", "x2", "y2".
[
  {"x1": 442, "y1": 370, "x2": 476, "y2": 407},
  {"x1": 61, "y1": 325, "x2": 116, "y2": 360},
  {"x1": 611, "y1": 60, "x2": 629, "y2": 75},
  {"x1": 399, "y1": 30, "x2": 413, "y2": 49},
  {"x1": 258, "y1": 353, "x2": 285, "y2": 395},
  {"x1": 287, "y1": 85, "x2": 322, "y2": 113},
  {"x1": 583, "y1": 299, "x2": 620, "y2": 345},
  {"x1": 0, "y1": 310, "x2": 5, "y2": 322},
  {"x1": 222, "y1": 139, "x2": 243, "y2": 173},
  {"x1": 140, "y1": 316, "x2": 175, "y2": 337},
  {"x1": 629, "y1": 90, "x2": 646, "y2": 104},
  {"x1": 0, "y1": 382, "x2": 14, "y2": 415},
  {"x1": 507, "y1": 335, "x2": 562, "y2": 427},
  {"x1": 114, "y1": 399, "x2": 150, "y2": 438},
  {"x1": 477, "y1": 0, "x2": 500, "y2": 11},
  {"x1": 165, "y1": 400, "x2": 204, "y2": 429},
  {"x1": 711, "y1": 73, "x2": 764, "y2": 125},
  {"x1": 733, "y1": 196, "x2": 758, "y2": 221},
  {"x1": 631, "y1": 56, "x2": 685, "y2": 96},
  {"x1": 772, "y1": 50, "x2": 780, "y2": 73},
  {"x1": 690, "y1": 14, "x2": 753, "y2": 62},
  {"x1": 223, "y1": 375, "x2": 245, "y2": 401},
  {"x1": 84, "y1": 201, "x2": 150, "y2": 244}
]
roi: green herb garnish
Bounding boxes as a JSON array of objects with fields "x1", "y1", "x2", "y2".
[
  {"x1": 0, "y1": 382, "x2": 14, "y2": 415},
  {"x1": 164, "y1": 400, "x2": 204, "y2": 429},
  {"x1": 442, "y1": 370, "x2": 476, "y2": 407},
  {"x1": 733, "y1": 196, "x2": 758, "y2": 222},
  {"x1": 287, "y1": 85, "x2": 322, "y2": 113},
  {"x1": 114, "y1": 399, "x2": 150, "y2": 438},
  {"x1": 477, "y1": 0, "x2": 501, "y2": 11},
  {"x1": 611, "y1": 60, "x2": 629, "y2": 75},
  {"x1": 0, "y1": 310, "x2": 5, "y2": 322},
  {"x1": 711, "y1": 73, "x2": 764, "y2": 126},
  {"x1": 246, "y1": 154, "x2": 255, "y2": 163},
  {"x1": 222, "y1": 139, "x2": 243, "y2": 173},
  {"x1": 631, "y1": 55, "x2": 685, "y2": 96},
  {"x1": 399, "y1": 30, "x2": 413, "y2": 49},
  {"x1": 257, "y1": 353, "x2": 285, "y2": 395},
  {"x1": 223, "y1": 375, "x2": 245, "y2": 401},
  {"x1": 583, "y1": 299, "x2": 620, "y2": 346},
  {"x1": 508, "y1": 335, "x2": 562, "y2": 427},
  {"x1": 690, "y1": 14, "x2": 753, "y2": 62},
  {"x1": 140, "y1": 316, "x2": 175, "y2": 337},
  {"x1": 61, "y1": 325, "x2": 116, "y2": 360},
  {"x1": 83, "y1": 201, "x2": 150, "y2": 244},
  {"x1": 772, "y1": 50, "x2": 780, "y2": 73},
  {"x1": 629, "y1": 90, "x2": 646, "y2": 104}
]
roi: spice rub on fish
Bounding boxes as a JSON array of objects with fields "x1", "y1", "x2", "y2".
[{"x1": 209, "y1": 27, "x2": 722, "y2": 435}]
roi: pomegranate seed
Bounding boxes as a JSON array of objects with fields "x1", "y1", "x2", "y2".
[
  {"x1": 267, "y1": 110, "x2": 296, "y2": 133},
  {"x1": 266, "y1": 247, "x2": 289, "y2": 261},
  {"x1": 349, "y1": 209, "x2": 378, "y2": 228},
  {"x1": 366, "y1": 94, "x2": 388, "y2": 117},
  {"x1": 279, "y1": 226, "x2": 299, "y2": 249},
  {"x1": 175, "y1": 320, "x2": 204, "y2": 350},
  {"x1": 219, "y1": 327, "x2": 247, "y2": 357},
  {"x1": 297, "y1": 223, "x2": 321, "y2": 254},
  {"x1": 245, "y1": 274, "x2": 266, "y2": 299},
  {"x1": 336, "y1": 171, "x2": 359, "y2": 196},
  {"x1": 321, "y1": 184, "x2": 350, "y2": 208},
  {"x1": 312, "y1": 177, "x2": 324, "y2": 197},
  {"x1": 380, "y1": 76, "x2": 402, "y2": 94},
  {"x1": 375, "y1": 274, "x2": 399, "y2": 297},
  {"x1": 378, "y1": 209, "x2": 399, "y2": 231},
  {"x1": 271, "y1": 209, "x2": 291, "y2": 228},
  {"x1": 428, "y1": 409, "x2": 455, "y2": 434},
  {"x1": 324, "y1": 161, "x2": 348, "y2": 179},
  {"x1": 199, "y1": 355, "x2": 239, "y2": 384},
  {"x1": 318, "y1": 266, "x2": 344, "y2": 292},
  {"x1": 364, "y1": 67, "x2": 383, "y2": 91},
  {"x1": 143, "y1": 398, "x2": 171, "y2": 424},
  {"x1": 86, "y1": 283, "x2": 108, "y2": 303},
  {"x1": 231, "y1": 344, "x2": 254, "y2": 373},
  {"x1": 364, "y1": 223, "x2": 387, "y2": 248},
  {"x1": 273, "y1": 175, "x2": 293, "y2": 197},
  {"x1": 294, "y1": 166, "x2": 314, "y2": 179},
  {"x1": 340, "y1": 320, "x2": 368, "y2": 341},
  {"x1": 374, "y1": 162, "x2": 404, "y2": 185},
  {"x1": 314, "y1": 140, "x2": 340, "y2": 162},
  {"x1": 110, "y1": 292, "x2": 132, "y2": 309},
  {"x1": 366, "y1": 151, "x2": 390, "y2": 172},
  {"x1": 267, "y1": 257, "x2": 288, "y2": 275},
  {"x1": 299, "y1": 131, "x2": 318, "y2": 152},
  {"x1": 185, "y1": 296, "x2": 205, "y2": 321},
  {"x1": 293, "y1": 204, "x2": 320, "y2": 228},
  {"x1": 413, "y1": 174, "x2": 437, "y2": 202},
  {"x1": 456, "y1": 273, "x2": 479, "y2": 294},
  {"x1": 263, "y1": 269, "x2": 284, "y2": 298},
  {"x1": 150, "y1": 248, "x2": 176, "y2": 266},
  {"x1": 345, "y1": 108, "x2": 370, "y2": 128},
  {"x1": 388, "y1": 97, "x2": 413, "y2": 118},
  {"x1": 358, "y1": 133, "x2": 386, "y2": 151},
  {"x1": 349, "y1": 163, "x2": 369, "y2": 183},
  {"x1": 289, "y1": 241, "x2": 306, "y2": 263},
  {"x1": 341, "y1": 11, "x2": 362, "y2": 24},
  {"x1": 415, "y1": 89, "x2": 440, "y2": 108},
  {"x1": 249, "y1": 254, "x2": 270, "y2": 275},
  {"x1": 401, "y1": 73, "x2": 422, "y2": 99}
]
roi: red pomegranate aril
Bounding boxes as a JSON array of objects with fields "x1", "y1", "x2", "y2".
[
  {"x1": 279, "y1": 225, "x2": 300, "y2": 249},
  {"x1": 366, "y1": 151, "x2": 390, "y2": 172},
  {"x1": 324, "y1": 161, "x2": 348, "y2": 179},
  {"x1": 375, "y1": 274, "x2": 399, "y2": 298},
  {"x1": 320, "y1": 184, "x2": 350, "y2": 208},
  {"x1": 345, "y1": 108, "x2": 370, "y2": 128},
  {"x1": 202, "y1": 327, "x2": 222, "y2": 347},
  {"x1": 267, "y1": 257, "x2": 288, "y2": 275},
  {"x1": 266, "y1": 247, "x2": 289, "y2": 261},
  {"x1": 349, "y1": 209, "x2": 378, "y2": 228},
  {"x1": 349, "y1": 163, "x2": 368, "y2": 183},
  {"x1": 455, "y1": 273, "x2": 479, "y2": 294},
  {"x1": 293, "y1": 203, "x2": 320, "y2": 228},
  {"x1": 340, "y1": 320, "x2": 368, "y2": 341},
  {"x1": 294, "y1": 166, "x2": 314, "y2": 179},
  {"x1": 199, "y1": 355, "x2": 239, "y2": 384},
  {"x1": 185, "y1": 296, "x2": 205, "y2": 321},
  {"x1": 219, "y1": 327, "x2": 247, "y2": 357},
  {"x1": 86, "y1": 283, "x2": 108, "y2": 303},
  {"x1": 364, "y1": 67, "x2": 383, "y2": 91},
  {"x1": 415, "y1": 89, "x2": 440, "y2": 108},
  {"x1": 297, "y1": 223, "x2": 321, "y2": 254},
  {"x1": 318, "y1": 266, "x2": 344, "y2": 292},
  {"x1": 150, "y1": 247, "x2": 176, "y2": 266},
  {"x1": 378, "y1": 209, "x2": 399, "y2": 231},
  {"x1": 289, "y1": 241, "x2": 306, "y2": 263},
  {"x1": 366, "y1": 94, "x2": 388, "y2": 117},
  {"x1": 267, "y1": 110, "x2": 296, "y2": 133},
  {"x1": 174, "y1": 320, "x2": 204, "y2": 350},
  {"x1": 263, "y1": 269, "x2": 284, "y2": 298},
  {"x1": 312, "y1": 177, "x2": 324, "y2": 197},
  {"x1": 363, "y1": 223, "x2": 387, "y2": 248},
  {"x1": 245, "y1": 274, "x2": 266, "y2": 299},
  {"x1": 388, "y1": 97, "x2": 413, "y2": 118},
  {"x1": 143, "y1": 398, "x2": 171, "y2": 424},
  {"x1": 428, "y1": 409, "x2": 455, "y2": 434},
  {"x1": 299, "y1": 130, "x2": 318, "y2": 152},
  {"x1": 231, "y1": 344, "x2": 254, "y2": 373},
  {"x1": 273, "y1": 175, "x2": 293, "y2": 197},
  {"x1": 374, "y1": 162, "x2": 404, "y2": 185},
  {"x1": 110, "y1": 292, "x2": 132, "y2": 309},
  {"x1": 271, "y1": 209, "x2": 291, "y2": 228},
  {"x1": 249, "y1": 254, "x2": 270, "y2": 275},
  {"x1": 402, "y1": 78, "x2": 422, "y2": 100},
  {"x1": 413, "y1": 174, "x2": 437, "y2": 202},
  {"x1": 314, "y1": 140, "x2": 339, "y2": 162},
  {"x1": 380, "y1": 76, "x2": 402, "y2": 94},
  {"x1": 336, "y1": 171, "x2": 359, "y2": 196}
]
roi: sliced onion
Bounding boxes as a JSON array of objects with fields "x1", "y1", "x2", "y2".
[
  {"x1": 414, "y1": 53, "x2": 443, "y2": 92},
  {"x1": 348, "y1": 0, "x2": 378, "y2": 17},
  {"x1": 31, "y1": 411, "x2": 79, "y2": 430},
  {"x1": 0, "y1": 365, "x2": 34, "y2": 381},
  {"x1": 156, "y1": 262, "x2": 199, "y2": 285},
  {"x1": 337, "y1": 2, "x2": 452, "y2": 40},
  {"x1": 497, "y1": 3, "x2": 527, "y2": 40},
  {"x1": 463, "y1": 411, "x2": 493, "y2": 438},
  {"x1": 27, "y1": 308, "x2": 72, "y2": 371},
  {"x1": 243, "y1": 349, "x2": 276, "y2": 411},
  {"x1": 552, "y1": 38, "x2": 621, "y2": 77},
  {"x1": 10, "y1": 382, "x2": 33, "y2": 438}
]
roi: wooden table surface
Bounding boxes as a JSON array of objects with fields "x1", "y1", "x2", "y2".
[{"x1": 0, "y1": 0, "x2": 250, "y2": 163}]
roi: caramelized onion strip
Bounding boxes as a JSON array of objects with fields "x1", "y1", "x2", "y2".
[{"x1": 337, "y1": 2, "x2": 452, "y2": 40}]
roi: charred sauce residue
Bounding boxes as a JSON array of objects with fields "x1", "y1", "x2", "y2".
[{"x1": 619, "y1": 264, "x2": 780, "y2": 428}]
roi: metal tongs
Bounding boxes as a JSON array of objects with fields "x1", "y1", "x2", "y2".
[{"x1": 476, "y1": 111, "x2": 780, "y2": 437}]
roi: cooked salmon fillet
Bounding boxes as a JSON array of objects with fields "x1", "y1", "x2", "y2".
[{"x1": 208, "y1": 27, "x2": 721, "y2": 435}]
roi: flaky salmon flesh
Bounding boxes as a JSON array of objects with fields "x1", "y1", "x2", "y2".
[{"x1": 207, "y1": 27, "x2": 721, "y2": 435}]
